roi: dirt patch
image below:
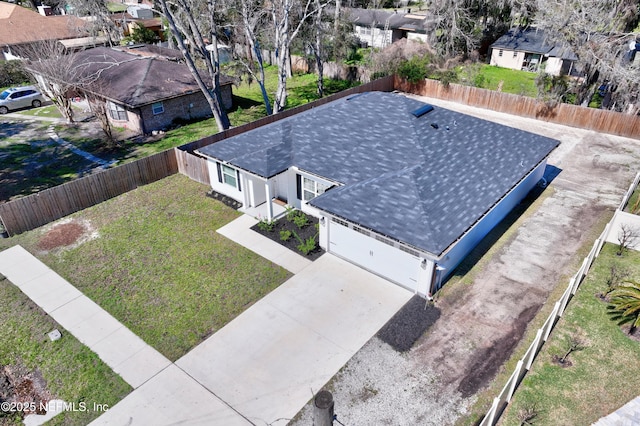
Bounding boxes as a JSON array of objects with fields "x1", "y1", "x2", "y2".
[
  {"x1": 551, "y1": 354, "x2": 573, "y2": 368},
  {"x1": 457, "y1": 305, "x2": 538, "y2": 397},
  {"x1": 0, "y1": 361, "x2": 53, "y2": 421},
  {"x1": 377, "y1": 296, "x2": 441, "y2": 352},
  {"x1": 36, "y1": 219, "x2": 97, "y2": 252}
]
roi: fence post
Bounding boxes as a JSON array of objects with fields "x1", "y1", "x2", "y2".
[
  {"x1": 526, "y1": 329, "x2": 543, "y2": 369},
  {"x1": 313, "y1": 390, "x2": 334, "y2": 426},
  {"x1": 506, "y1": 360, "x2": 523, "y2": 402}
]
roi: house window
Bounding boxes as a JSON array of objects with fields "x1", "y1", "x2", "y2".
[
  {"x1": 498, "y1": 49, "x2": 503, "y2": 57},
  {"x1": 107, "y1": 102, "x2": 128, "y2": 121},
  {"x1": 302, "y1": 176, "x2": 329, "y2": 202},
  {"x1": 221, "y1": 164, "x2": 238, "y2": 188},
  {"x1": 152, "y1": 102, "x2": 164, "y2": 115}
]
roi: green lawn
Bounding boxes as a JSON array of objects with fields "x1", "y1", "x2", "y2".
[
  {"x1": 13, "y1": 104, "x2": 63, "y2": 119},
  {"x1": 0, "y1": 276, "x2": 131, "y2": 425},
  {"x1": 457, "y1": 64, "x2": 538, "y2": 97},
  {"x1": 500, "y1": 243, "x2": 640, "y2": 425},
  {"x1": 228, "y1": 65, "x2": 359, "y2": 127},
  {"x1": 0, "y1": 174, "x2": 291, "y2": 361},
  {"x1": 0, "y1": 121, "x2": 95, "y2": 202}
]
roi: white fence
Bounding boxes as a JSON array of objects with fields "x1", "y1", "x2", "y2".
[{"x1": 479, "y1": 171, "x2": 640, "y2": 425}]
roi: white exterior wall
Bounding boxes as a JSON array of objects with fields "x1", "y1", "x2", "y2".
[
  {"x1": 436, "y1": 160, "x2": 548, "y2": 286},
  {"x1": 407, "y1": 33, "x2": 429, "y2": 43},
  {"x1": 490, "y1": 49, "x2": 524, "y2": 70},
  {"x1": 544, "y1": 57, "x2": 563, "y2": 76},
  {"x1": 325, "y1": 217, "x2": 435, "y2": 296},
  {"x1": 354, "y1": 25, "x2": 391, "y2": 48}
]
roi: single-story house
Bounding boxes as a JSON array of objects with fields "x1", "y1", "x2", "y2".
[
  {"x1": 31, "y1": 46, "x2": 233, "y2": 134},
  {"x1": 490, "y1": 27, "x2": 578, "y2": 76},
  {"x1": 348, "y1": 8, "x2": 437, "y2": 48},
  {"x1": 0, "y1": 1, "x2": 89, "y2": 60},
  {"x1": 196, "y1": 91, "x2": 559, "y2": 297}
]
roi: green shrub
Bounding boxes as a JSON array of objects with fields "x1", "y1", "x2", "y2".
[
  {"x1": 257, "y1": 217, "x2": 276, "y2": 232},
  {"x1": 0, "y1": 60, "x2": 31, "y2": 88},
  {"x1": 280, "y1": 230, "x2": 292, "y2": 241},
  {"x1": 397, "y1": 55, "x2": 430, "y2": 84},
  {"x1": 293, "y1": 213, "x2": 309, "y2": 229},
  {"x1": 298, "y1": 236, "x2": 318, "y2": 255}
]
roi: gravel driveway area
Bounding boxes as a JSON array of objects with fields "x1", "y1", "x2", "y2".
[{"x1": 292, "y1": 97, "x2": 640, "y2": 425}]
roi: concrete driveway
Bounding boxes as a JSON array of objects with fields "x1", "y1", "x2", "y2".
[{"x1": 93, "y1": 253, "x2": 412, "y2": 425}]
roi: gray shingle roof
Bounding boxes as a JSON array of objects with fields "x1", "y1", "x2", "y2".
[
  {"x1": 58, "y1": 47, "x2": 233, "y2": 108},
  {"x1": 198, "y1": 92, "x2": 559, "y2": 256}
]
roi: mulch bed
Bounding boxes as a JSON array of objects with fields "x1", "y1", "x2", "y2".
[
  {"x1": 206, "y1": 190, "x2": 243, "y2": 210},
  {"x1": 376, "y1": 295, "x2": 441, "y2": 352},
  {"x1": 250, "y1": 212, "x2": 325, "y2": 261}
]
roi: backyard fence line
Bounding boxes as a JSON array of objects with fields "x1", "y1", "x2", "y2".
[
  {"x1": 478, "y1": 172, "x2": 639, "y2": 426},
  {"x1": 0, "y1": 150, "x2": 178, "y2": 236},
  {"x1": 395, "y1": 77, "x2": 640, "y2": 139},
  {"x1": 175, "y1": 148, "x2": 210, "y2": 185},
  {"x1": 177, "y1": 75, "x2": 396, "y2": 153}
]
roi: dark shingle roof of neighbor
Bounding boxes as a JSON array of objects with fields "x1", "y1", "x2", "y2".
[
  {"x1": 491, "y1": 27, "x2": 578, "y2": 61},
  {"x1": 346, "y1": 8, "x2": 437, "y2": 33},
  {"x1": 198, "y1": 91, "x2": 559, "y2": 256},
  {"x1": 64, "y1": 47, "x2": 233, "y2": 108}
]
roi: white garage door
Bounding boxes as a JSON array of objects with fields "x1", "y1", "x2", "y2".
[{"x1": 328, "y1": 221, "x2": 420, "y2": 290}]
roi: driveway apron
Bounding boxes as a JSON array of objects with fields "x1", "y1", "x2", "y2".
[{"x1": 175, "y1": 254, "x2": 412, "y2": 425}]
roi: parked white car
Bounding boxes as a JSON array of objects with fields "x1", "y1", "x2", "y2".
[{"x1": 0, "y1": 86, "x2": 46, "y2": 114}]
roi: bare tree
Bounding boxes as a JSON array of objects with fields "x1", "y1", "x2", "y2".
[
  {"x1": 158, "y1": 0, "x2": 231, "y2": 131},
  {"x1": 310, "y1": 0, "x2": 330, "y2": 97},
  {"x1": 534, "y1": 0, "x2": 640, "y2": 113},
  {"x1": 617, "y1": 223, "x2": 639, "y2": 256},
  {"x1": 65, "y1": 0, "x2": 122, "y2": 46},
  {"x1": 24, "y1": 40, "x2": 79, "y2": 122},
  {"x1": 85, "y1": 92, "x2": 117, "y2": 149},
  {"x1": 269, "y1": 0, "x2": 327, "y2": 113},
  {"x1": 231, "y1": 0, "x2": 273, "y2": 115},
  {"x1": 558, "y1": 334, "x2": 587, "y2": 364}
]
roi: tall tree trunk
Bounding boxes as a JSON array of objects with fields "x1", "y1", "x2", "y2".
[
  {"x1": 159, "y1": 0, "x2": 230, "y2": 132},
  {"x1": 314, "y1": 0, "x2": 324, "y2": 98}
]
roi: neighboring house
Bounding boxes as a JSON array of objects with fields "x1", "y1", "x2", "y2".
[
  {"x1": 348, "y1": 8, "x2": 437, "y2": 48},
  {"x1": 196, "y1": 92, "x2": 559, "y2": 297},
  {"x1": 30, "y1": 46, "x2": 233, "y2": 134},
  {"x1": 0, "y1": 1, "x2": 89, "y2": 60},
  {"x1": 490, "y1": 27, "x2": 578, "y2": 76},
  {"x1": 111, "y1": 7, "x2": 165, "y2": 42}
]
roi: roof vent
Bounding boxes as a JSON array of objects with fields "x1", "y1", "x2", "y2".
[
  {"x1": 411, "y1": 104, "x2": 434, "y2": 118},
  {"x1": 430, "y1": 123, "x2": 439, "y2": 129}
]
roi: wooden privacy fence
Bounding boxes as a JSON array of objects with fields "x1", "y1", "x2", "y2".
[
  {"x1": 396, "y1": 77, "x2": 640, "y2": 139},
  {"x1": 0, "y1": 150, "x2": 178, "y2": 236},
  {"x1": 479, "y1": 172, "x2": 640, "y2": 425},
  {"x1": 174, "y1": 148, "x2": 210, "y2": 185}
]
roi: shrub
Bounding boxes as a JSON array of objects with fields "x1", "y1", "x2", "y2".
[
  {"x1": 298, "y1": 236, "x2": 318, "y2": 255},
  {"x1": 257, "y1": 217, "x2": 276, "y2": 232},
  {"x1": 280, "y1": 230, "x2": 292, "y2": 241},
  {"x1": 293, "y1": 213, "x2": 309, "y2": 229},
  {"x1": 0, "y1": 60, "x2": 31, "y2": 88}
]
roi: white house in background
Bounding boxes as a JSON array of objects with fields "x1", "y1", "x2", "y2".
[
  {"x1": 348, "y1": 8, "x2": 437, "y2": 48},
  {"x1": 490, "y1": 27, "x2": 578, "y2": 76},
  {"x1": 197, "y1": 92, "x2": 559, "y2": 297}
]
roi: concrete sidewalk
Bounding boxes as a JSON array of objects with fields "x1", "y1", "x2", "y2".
[
  {"x1": 0, "y1": 245, "x2": 248, "y2": 425},
  {"x1": 217, "y1": 214, "x2": 312, "y2": 274},
  {"x1": 0, "y1": 245, "x2": 170, "y2": 389},
  {"x1": 593, "y1": 396, "x2": 640, "y2": 425}
]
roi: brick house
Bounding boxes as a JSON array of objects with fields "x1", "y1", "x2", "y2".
[{"x1": 31, "y1": 46, "x2": 233, "y2": 134}]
